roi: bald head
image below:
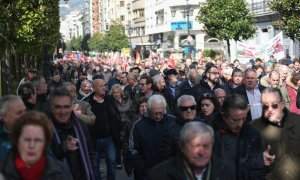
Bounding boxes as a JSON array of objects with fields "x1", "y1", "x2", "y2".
[{"x1": 213, "y1": 88, "x2": 226, "y2": 106}]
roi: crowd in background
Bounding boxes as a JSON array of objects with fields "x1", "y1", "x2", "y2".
[{"x1": 0, "y1": 53, "x2": 300, "y2": 180}]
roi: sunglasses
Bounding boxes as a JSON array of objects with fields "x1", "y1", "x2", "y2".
[
  {"x1": 179, "y1": 105, "x2": 197, "y2": 111},
  {"x1": 201, "y1": 93, "x2": 213, "y2": 99},
  {"x1": 262, "y1": 103, "x2": 279, "y2": 110}
]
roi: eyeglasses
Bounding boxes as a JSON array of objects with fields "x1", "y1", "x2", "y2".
[
  {"x1": 178, "y1": 105, "x2": 197, "y2": 111},
  {"x1": 201, "y1": 93, "x2": 213, "y2": 99},
  {"x1": 262, "y1": 103, "x2": 280, "y2": 110},
  {"x1": 209, "y1": 71, "x2": 220, "y2": 75}
]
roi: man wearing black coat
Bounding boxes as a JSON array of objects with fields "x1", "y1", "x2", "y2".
[
  {"x1": 129, "y1": 95, "x2": 175, "y2": 180},
  {"x1": 84, "y1": 78, "x2": 121, "y2": 180},
  {"x1": 189, "y1": 65, "x2": 227, "y2": 102},
  {"x1": 160, "y1": 95, "x2": 199, "y2": 161},
  {"x1": 148, "y1": 122, "x2": 232, "y2": 180},
  {"x1": 213, "y1": 94, "x2": 265, "y2": 180},
  {"x1": 233, "y1": 68, "x2": 265, "y2": 122}
]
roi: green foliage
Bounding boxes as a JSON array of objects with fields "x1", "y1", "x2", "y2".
[
  {"x1": 67, "y1": 36, "x2": 83, "y2": 51},
  {"x1": 203, "y1": 49, "x2": 217, "y2": 58},
  {"x1": 89, "y1": 32, "x2": 106, "y2": 52},
  {"x1": 0, "y1": 0, "x2": 60, "y2": 94},
  {"x1": 102, "y1": 21, "x2": 129, "y2": 52},
  {"x1": 197, "y1": 0, "x2": 256, "y2": 41},
  {"x1": 270, "y1": 0, "x2": 300, "y2": 40}
]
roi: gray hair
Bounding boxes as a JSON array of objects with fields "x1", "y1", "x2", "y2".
[
  {"x1": 179, "y1": 121, "x2": 214, "y2": 148},
  {"x1": 152, "y1": 74, "x2": 164, "y2": 85},
  {"x1": 177, "y1": 95, "x2": 196, "y2": 107},
  {"x1": 0, "y1": 95, "x2": 22, "y2": 117},
  {"x1": 148, "y1": 94, "x2": 167, "y2": 113},
  {"x1": 81, "y1": 79, "x2": 91, "y2": 87},
  {"x1": 32, "y1": 76, "x2": 45, "y2": 89},
  {"x1": 244, "y1": 68, "x2": 257, "y2": 79}
]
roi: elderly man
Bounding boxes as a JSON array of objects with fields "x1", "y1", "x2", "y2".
[
  {"x1": 84, "y1": 78, "x2": 121, "y2": 180},
  {"x1": 152, "y1": 74, "x2": 175, "y2": 114},
  {"x1": 262, "y1": 71, "x2": 290, "y2": 109},
  {"x1": 213, "y1": 88, "x2": 226, "y2": 106},
  {"x1": 32, "y1": 75, "x2": 49, "y2": 113},
  {"x1": 0, "y1": 95, "x2": 26, "y2": 166},
  {"x1": 233, "y1": 68, "x2": 265, "y2": 121},
  {"x1": 48, "y1": 87, "x2": 94, "y2": 180},
  {"x1": 63, "y1": 82, "x2": 95, "y2": 126},
  {"x1": 77, "y1": 80, "x2": 92, "y2": 100},
  {"x1": 148, "y1": 122, "x2": 232, "y2": 180},
  {"x1": 178, "y1": 68, "x2": 199, "y2": 96},
  {"x1": 213, "y1": 94, "x2": 265, "y2": 180},
  {"x1": 129, "y1": 95, "x2": 175, "y2": 179},
  {"x1": 160, "y1": 95, "x2": 199, "y2": 161},
  {"x1": 251, "y1": 88, "x2": 300, "y2": 180}
]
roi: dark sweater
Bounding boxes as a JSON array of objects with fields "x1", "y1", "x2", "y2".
[{"x1": 90, "y1": 98, "x2": 111, "y2": 138}]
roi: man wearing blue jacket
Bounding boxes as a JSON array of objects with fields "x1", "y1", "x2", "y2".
[{"x1": 129, "y1": 95, "x2": 175, "y2": 180}]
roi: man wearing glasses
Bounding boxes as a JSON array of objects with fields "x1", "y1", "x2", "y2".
[
  {"x1": 251, "y1": 88, "x2": 300, "y2": 180},
  {"x1": 190, "y1": 64, "x2": 226, "y2": 101},
  {"x1": 129, "y1": 95, "x2": 175, "y2": 180},
  {"x1": 160, "y1": 95, "x2": 199, "y2": 161}
]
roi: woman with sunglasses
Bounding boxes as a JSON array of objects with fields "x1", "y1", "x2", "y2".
[{"x1": 197, "y1": 93, "x2": 221, "y2": 126}]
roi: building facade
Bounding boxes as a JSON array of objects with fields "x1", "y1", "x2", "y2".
[{"x1": 60, "y1": 9, "x2": 84, "y2": 42}]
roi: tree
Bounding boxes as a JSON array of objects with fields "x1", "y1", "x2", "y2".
[
  {"x1": 67, "y1": 36, "x2": 83, "y2": 51},
  {"x1": 89, "y1": 32, "x2": 106, "y2": 52},
  {"x1": 269, "y1": 0, "x2": 300, "y2": 40},
  {"x1": 103, "y1": 21, "x2": 129, "y2": 52},
  {"x1": 197, "y1": 0, "x2": 256, "y2": 57},
  {"x1": 0, "y1": 0, "x2": 60, "y2": 94}
]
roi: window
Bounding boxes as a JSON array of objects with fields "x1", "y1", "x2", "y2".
[
  {"x1": 120, "y1": 15, "x2": 125, "y2": 21},
  {"x1": 120, "y1": 1, "x2": 125, "y2": 7}
]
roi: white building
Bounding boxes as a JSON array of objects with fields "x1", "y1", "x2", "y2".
[
  {"x1": 60, "y1": 9, "x2": 84, "y2": 42},
  {"x1": 83, "y1": 0, "x2": 93, "y2": 35},
  {"x1": 145, "y1": 0, "x2": 207, "y2": 59}
]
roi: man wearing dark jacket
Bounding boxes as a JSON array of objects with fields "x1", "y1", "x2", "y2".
[
  {"x1": 189, "y1": 65, "x2": 226, "y2": 101},
  {"x1": 49, "y1": 87, "x2": 94, "y2": 180},
  {"x1": 213, "y1": 94, "x2": 265, "y2": 180},
  {"x1": 148, "y1": 122, "x2": 232, "y2": 180},
  {"x1": 84, "y1": 78, "x2": 121, "y2": 180},
  {"x1": 160, "y1": 95, "x2": 199, "y2": 161},
  {"x1": 251, "y1": 88, "x2": 300, "y2": 180},
  {"x1": 129, "y1": 95, "x2": 175, "y2": 179},
  {"x1": 233, "y1": 68, "x2": 265, "y2": 122}
]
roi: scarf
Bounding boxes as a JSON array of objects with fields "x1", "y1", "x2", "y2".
[
  {"x1": 179, "y1": 154, "x2": 211, "y2": 180},
  {"x1": 15, "y1": 153, "x2": 46, "y2": 180},
  {"x1": 52, "y1": 115, "x2": 94, "y2": 180},
  {"x1": 79, "y1": 89, "x2": 91, "y2": 99}
]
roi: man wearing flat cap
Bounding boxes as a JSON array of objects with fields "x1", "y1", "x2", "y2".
[
  {"x1": 17, "y1": 67, "x2": 37, "y2": 93},
  {"x1": 165, "y1": 68, "x2": 180, "y2": 113}
]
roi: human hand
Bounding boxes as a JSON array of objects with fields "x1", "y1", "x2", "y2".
[
  {"x1": 263, "y1": 145, "x2": 275, "y2": 166},
  {"x1": 65, "y1": 135, "x2": 79, "y2": 151}
]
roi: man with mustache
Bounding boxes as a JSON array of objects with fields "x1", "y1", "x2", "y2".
[{"x1": 251, "y1": 88, "x2": 300, "y2": 180}]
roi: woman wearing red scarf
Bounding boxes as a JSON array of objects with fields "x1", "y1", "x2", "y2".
[{"x1": 1, "y1": 111, "x2": 73, "y2": 180}]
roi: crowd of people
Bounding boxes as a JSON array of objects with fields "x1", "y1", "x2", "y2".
[{"x1": 0, "y1": 53, "x2": 300, "y2": 180}]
